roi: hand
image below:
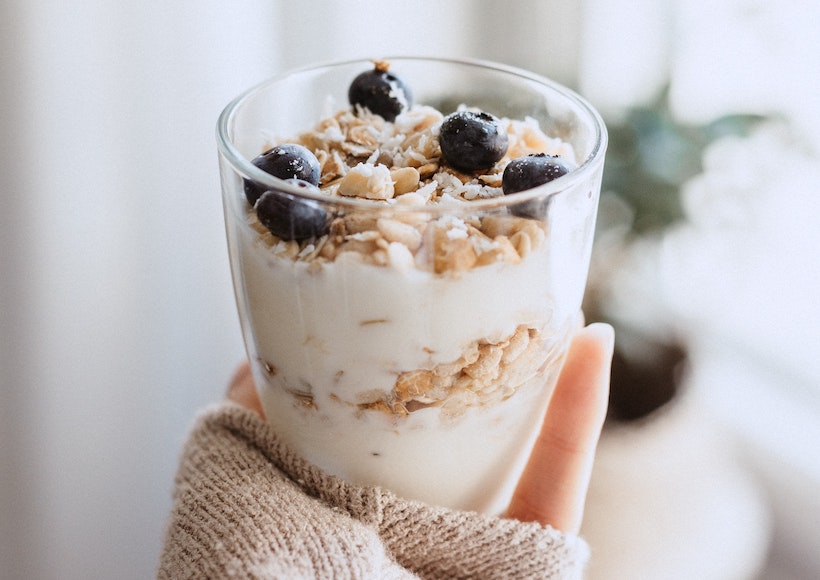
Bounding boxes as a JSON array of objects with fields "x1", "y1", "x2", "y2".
[
  {"x1": 227, "y1": 322, "x2": 614, "y2": 535},
  {"x1": 505, "y1": 322, "x2": 613, "y2": 533},
  {"x1": 226, "y1": 362, "x2": 263, "y2": 417}
]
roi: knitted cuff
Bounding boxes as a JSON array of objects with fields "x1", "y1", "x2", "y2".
[{"x1": 159, "y1": 402, "x2": 589, "y2": 579}]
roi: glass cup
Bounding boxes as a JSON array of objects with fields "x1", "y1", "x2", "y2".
[{"x1": 217, "y1": 57, "x2": 607, "y2": 514}]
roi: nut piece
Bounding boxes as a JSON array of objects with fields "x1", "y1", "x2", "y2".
[
  {"x1": 377, "y1": 218, "x2": 422, "y2": 251},
  {"x1": 390, "y1": 166, "x2": 421, "y2": 195},
  {"x1": 424, "y1": 218, "x2": 479, "y2": 275},
  {"x1": 338, "y1": 163, "x2": 395, "y2": 200},
  {"x1": 436, "y1": 237, "x2": 478, "y2": 275}
]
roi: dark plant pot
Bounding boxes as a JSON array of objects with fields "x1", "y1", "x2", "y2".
[{"x1": 606, "y1": 333, "x2": 688, "y2": 424}]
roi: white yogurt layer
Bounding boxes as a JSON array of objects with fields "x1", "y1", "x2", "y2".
[{"x1": 237, "y1": 219, "x2": 574, "y2": 512}]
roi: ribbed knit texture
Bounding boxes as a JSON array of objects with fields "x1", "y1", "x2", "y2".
[{"x1": 158, "y1": 402, "x2": 590, "y2": 579}]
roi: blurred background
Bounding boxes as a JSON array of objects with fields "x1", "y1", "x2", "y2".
[{"x1": 1, "y1": 0, "x2": 818, "y2": 578}]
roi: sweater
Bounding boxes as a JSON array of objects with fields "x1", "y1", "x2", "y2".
[{"x1": 158, "y1": 402, "x2": 590, "y2": 579}]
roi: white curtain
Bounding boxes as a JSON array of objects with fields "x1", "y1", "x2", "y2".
[{"x1": 1, "y1": 2, "x2": 277, "y2": 578}]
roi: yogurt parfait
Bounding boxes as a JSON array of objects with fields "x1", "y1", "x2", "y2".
[{"x1": 217, "y1": 57, "x2": 607, "y2": 514}]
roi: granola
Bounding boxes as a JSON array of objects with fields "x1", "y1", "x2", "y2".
[
  {"x1": 357, "y1": 325, "x2": 551, "y2": 421},
  {"x1": 266, "y1": 324, "x2": 556, "y2": 421},
  {"x1": 249, "y1": 104, "x2": 573, "y2": 275},
  {"x1": 250, "y1": 210, "x2": 546, "y2": 275}
]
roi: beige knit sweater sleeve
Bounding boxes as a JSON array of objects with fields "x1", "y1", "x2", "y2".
[{"x1": 158, "y1": 402, "x2": 590, "y2": 579}]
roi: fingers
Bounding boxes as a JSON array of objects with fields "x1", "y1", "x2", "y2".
[
  {"x1": 506, "y1": 323, "x2": 614, "y2": 533},
  {"x1": 226, "y1": 362, "x2": 266, "y2": 419}
]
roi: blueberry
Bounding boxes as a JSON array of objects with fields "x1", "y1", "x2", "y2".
[
  {"x1": 254, "y1": 179, "x2": 329, "y2": 241},
  {"x1": 438, "y1": 110, "x2": 508, "y2": 173},
  {"x1": 244, "y1": 144, "x2": 321, "y2": 206},
  {"x1": 502, "y1": 153, "x2": 573, "y2": 194},
  {"x1": 348, "y1": 61, "x2": 412, "y2": 122},
  {"x1": 502, "y1": 154, "x2": 574, "y2": 218}
]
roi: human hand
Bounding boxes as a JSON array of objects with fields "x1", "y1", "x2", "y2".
[
  {"x1": 226, "y1": 322, "x2": 613, "y2": 535},
  {"x1": 505, "y1": 322, "x2": 613, "y2": 533},
  {"x1": 226, "y1": 362, "x2": 264, "y2": 417}
]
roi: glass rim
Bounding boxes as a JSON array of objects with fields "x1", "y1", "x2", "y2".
[{"x1": 216, "y1": 55, "x2": 608, "y2": 214}]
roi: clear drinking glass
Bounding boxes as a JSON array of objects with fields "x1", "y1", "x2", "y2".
[{"x1": 217, "y1": 57, "x2": 607, "y2": 514}]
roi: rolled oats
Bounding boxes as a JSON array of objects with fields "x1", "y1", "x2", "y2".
[
  {"x1": 287, "y1": 325, "x2": 555, "y2": 421},
  {"x1": 249, "y1": 100, "x2": 564, "y2": 275},
  {"x1": 509, "y1": 221, "x2": 547, "y2": 259}
]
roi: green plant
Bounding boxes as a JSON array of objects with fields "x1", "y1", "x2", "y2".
[{"x1": 591, "y1": 91, "x2": 765, "y2": 422}]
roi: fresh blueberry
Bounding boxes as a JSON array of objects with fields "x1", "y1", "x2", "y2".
[
  {"x1": 438, "y1": 110, "x2": 509, "y2": 173},
  {"x1": 502, "y1": 153, "x2": 573, "y2": 194},
  {"x1": 254, "y1": 179, "x2": 329, "y2": 241},
  {"x1": 502, "y1": 154, "x2": 574, "y2": 218},
  {"x1": 348, "y1": 62, "x2": 412, "y2": 122},
  {"x1": 244, "y1": 144, "x2": 321, "y2": 206}
]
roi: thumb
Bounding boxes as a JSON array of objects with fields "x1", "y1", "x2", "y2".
[{"x1": 505, "y1": 322, "x2": 613, "y2": 533}]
